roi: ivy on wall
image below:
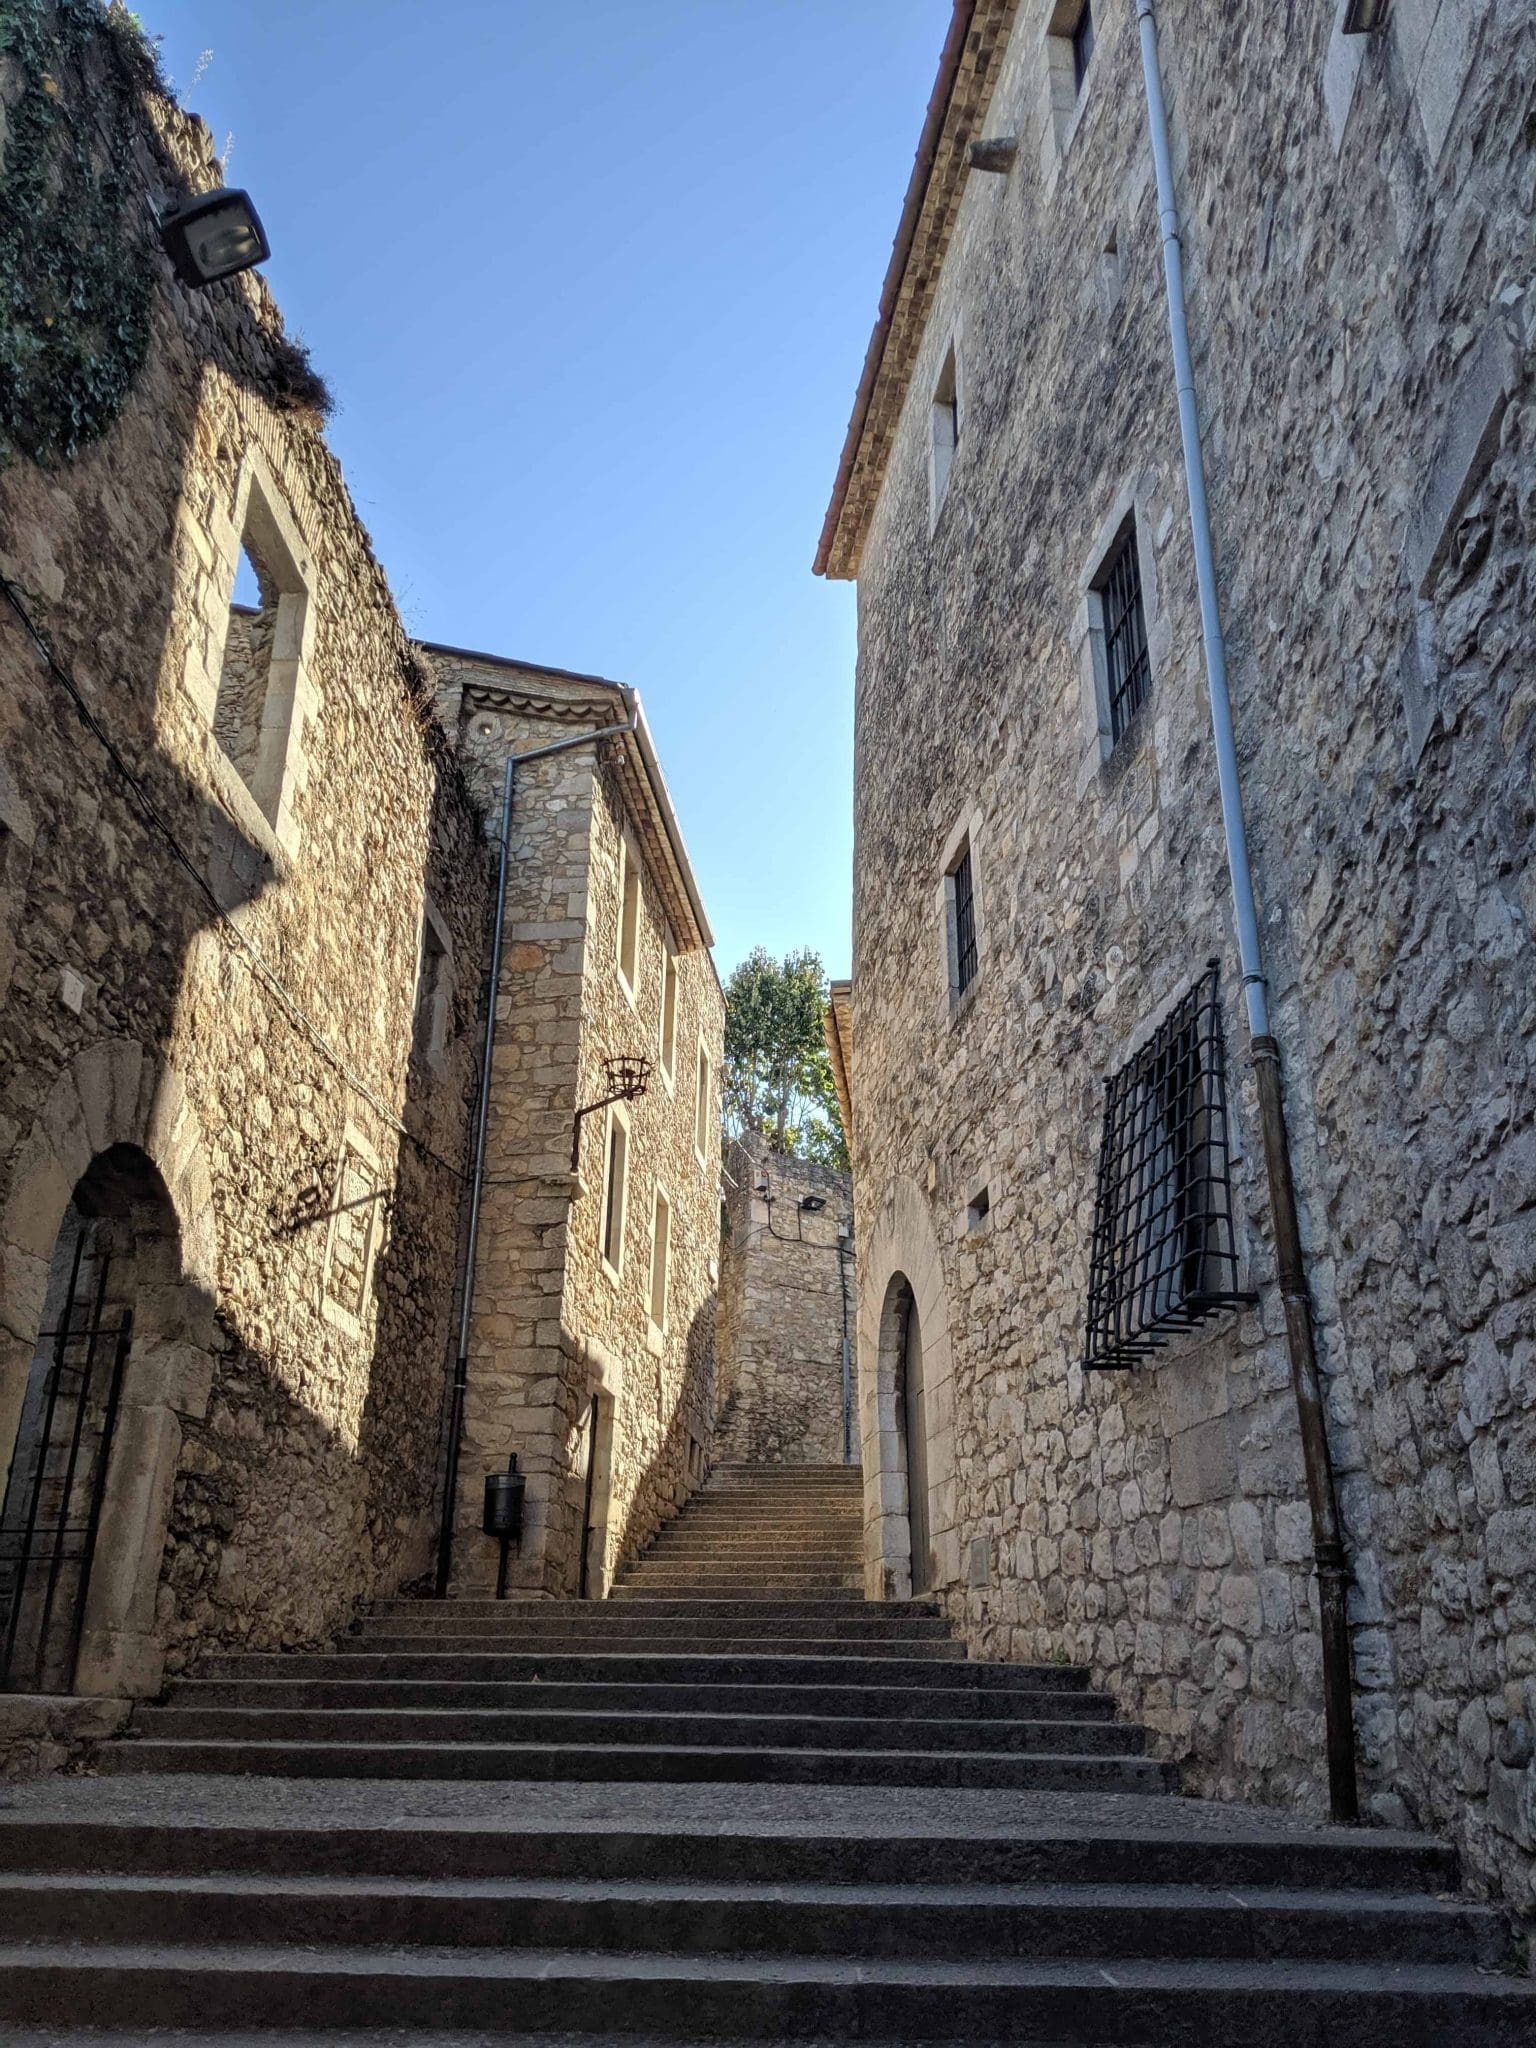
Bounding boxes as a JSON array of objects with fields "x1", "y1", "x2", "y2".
[{"x1": 0, "y1": 0, "x2": 164, "y2": 467}]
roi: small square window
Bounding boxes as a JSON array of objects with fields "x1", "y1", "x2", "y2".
[
  {"x1": 1071, "y1": 1, "x2": 1095, "y2": 94},
  {"x1": 1098, "y1": 520, "x2": 1152, "y2": 743}
]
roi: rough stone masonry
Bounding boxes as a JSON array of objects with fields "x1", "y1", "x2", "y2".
[{"x1": 820, "y1": 0, "x2": 1536, "y2": 1914}]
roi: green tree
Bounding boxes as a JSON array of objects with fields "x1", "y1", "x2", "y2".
[{"x1": 722, "y1": 947, "x2": 848, "y2": 1170}]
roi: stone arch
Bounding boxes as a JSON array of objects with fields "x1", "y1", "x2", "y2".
[
  {"x1": 858, "y1": 1173, "x2": 956, "y2": 1601},
  {"x1": 0, "y1": 1041, "x2": 218, "y2": 1697}
]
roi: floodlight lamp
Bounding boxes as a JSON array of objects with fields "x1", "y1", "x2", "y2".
[{"x1": 159, "y1": 188, "x2": 270, "y2": 288}]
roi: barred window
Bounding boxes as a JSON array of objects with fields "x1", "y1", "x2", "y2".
[
  {"x1": 1083, "y1": 967, "x2": 1252, "y2": 1370},
  {"x1": 1101, "y1": 521, "x2": 1151, "y2": 742},
  {"x1": 951, "y1": 846, "x2": 978, "y2": 997}
]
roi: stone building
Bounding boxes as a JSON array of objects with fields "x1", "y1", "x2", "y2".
[
  {"x1": 818, "y1": 0, "x2": 1535, "y2": 1910},
  {"x1": 428, "y1": 648, "x2": 725, "y2": 1597},
  {"x1": 716, "y1": 1134, "x2": 854, "y2": 1467},
  {"x1": 0, "y1": 4, "x2": 721, "y2": 1751}
]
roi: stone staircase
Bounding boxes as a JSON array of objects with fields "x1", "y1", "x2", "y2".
[{"x1": 0, "y1": 1459, "x2": 1530, "y2": 2041}]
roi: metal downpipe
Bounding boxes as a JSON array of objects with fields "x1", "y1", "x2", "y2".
[
  {"x1": 1135, "y1": 0, "x2": 1358, "y2": 1821},
  {"x1": 434, "y1": 718, "x2": 635, "y2": 1599}
]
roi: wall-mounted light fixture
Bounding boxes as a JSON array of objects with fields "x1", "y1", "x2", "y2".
[
  {"x1": 800, "y1": 1193, "x2": 827, "y2": 1214},
  {"x1": 159, "y1": 188, "x2": 270, "y2": 288},
  {"x1": 1340, "y1": 0, "x2": 1389, "y2": 32}
]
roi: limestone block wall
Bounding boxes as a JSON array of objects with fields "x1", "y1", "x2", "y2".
[
  {"x1": 436, "y1": 657, "x2": 726, "y2": 1596},
  {"x1": 0, "y1": 36, "x2": 489, "y2": 1704},
  {"x1": 716, "y1": 1136, "x2": 853, "y2": 1466},
  {"x1": 844, "y1": 0, "x2": 1535, "y2": 1910}
]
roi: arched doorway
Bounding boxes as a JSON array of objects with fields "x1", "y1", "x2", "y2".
[
  {"x1": 0, "y1": 1144, "x2": 202, "y2": 1696},
  {"x1": 900, "y1": 1286, "x2": 931, "y2": 1595}
]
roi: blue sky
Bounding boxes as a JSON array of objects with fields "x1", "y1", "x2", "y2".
[{"x1": 141, "y1": 0, "x2": 948, "y2": 978}]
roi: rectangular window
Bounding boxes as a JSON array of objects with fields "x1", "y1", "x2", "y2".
[
  {"x1": 1071, "y1": 1, "x2": 1095, "y2": 93},
  {"x1": 1100, "y1": 521, "x2": 1151, "y2": 742},
  {"x1": 411, "y1": 905, "x2": 450, "y2": 1065},
  {"x1": 617, "y1": 837, "x2": 641, "y2": 998},
  {"x1": 601, "y1": 1112, "x2": 628, "y2": 1273},
  {"x1": 213, "y1": 474, "x2": 309, "y2": 827},
  {"x1": 658, "y1": 943, "x2": 679, "y2": 1081},
  {"x1": 649, "y1": 1188, "x2": 672, "y2": 1331},
  {"x1": 930, "y1": 342, "x2": 960, "y2": 518},
  {"x1": 951, "y1": 846, "x2": 978, "y2": 997},
  {"x1": 1083, "y1": 967, "x2": 1253, "y2": 1370},
  {"x1": 694, "y1": 1044, "x2": 712, "y2": 1162}
]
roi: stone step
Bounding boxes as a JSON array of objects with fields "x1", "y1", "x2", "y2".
[
  {"x1": 98, "y1": 1741, "x2": 1171, "y2": 1790},
  {"x1": 369, "y1": 1597, "x2": 916, "y2": 1619},
  {"x1": 0, "y1": 1872, "x2": 1508, "y2": 1967},
  {"x1": 605, "y1": 1589, "x2": 868, "y2": 1604},
  {"x1": 129, "y1": 1707, "x2": 1142, "y2": 1756},
  {"x1": 610, "y1": 1580, "x2": 864, "y2": 1595},
  {"x1": 351, "y1": 1613, "x2": 928, "y2": 1641},
  {"x1": 194, "y1": 1651, "x2": 1085, "y2": 1688},
  {"x1": 337, "y1": 1631, "x2": 947, "y2": 1659},
  {"x1": 0, "y1": 1809, "x2": 1463, "y2": 1892},
  {"x1": 0, "y1": 1940, "x2": 1529, "y2": 2042},
  {"x1": 159, "y1": 1679, "x2": 1119, "y2": 1719}
]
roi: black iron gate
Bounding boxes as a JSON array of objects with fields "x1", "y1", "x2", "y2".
[{"x1": 0, "y1": 1228, "x2": 132, "y2": 1693}]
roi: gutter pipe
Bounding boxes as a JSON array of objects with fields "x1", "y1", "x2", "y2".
[
  {"x1": 1135, "y1": 0, "x2": 1359, "y2": 1822},
  {"x1": 434, "y1": 716, "x2": 635, "y2": 1598}
]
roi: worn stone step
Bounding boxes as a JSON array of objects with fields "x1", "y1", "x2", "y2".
[
  {"x1": 0, "y1": 1872, "x2": 1507, "y2": 1967},
  {"x1": 350, "y1": 1614, "x2": 923, "y2": 1642},
  {"x1": 130, "y1": 1707, "x2": 1141, "y2": 1756},
  {"x1": 0, "y1": 1941, "x2": 1530, "y2": 2042},
  {"x1": 0, "y1": 1808, "x2": 1463, "y2": 1893},
  {"x1": 339, "y1": 1631, "x2": 951, "y2": 1659},
  {"x1": 369, "y1": 1598, "x2": 914, "y2": 1619},
  {"x1": 98, "y1": 1740, "x2": 1170, "y2": 1790},
  {"x1": 193, "y1": 1651, "x2": 1083, "y2": 1687},
  {"x1": 609, "y1": 1581, "x2": 864, "y2": 1595},
  {"x1": 162, "y1": 1678, "x2": 1115, "y2": 1719}
]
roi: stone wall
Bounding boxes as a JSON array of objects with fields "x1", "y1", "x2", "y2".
[
  {"x1": 0, "y1": 22, "x2": 489, "y2": 1712},
  {"x1": 840, "y1": 0, "x2": 1535, "y2": 1912},
  {"x1": 432, "y1": 653, "x2": 726, "y2": 1597},
  {"x1": 716, "y1": 1135, "x2": 853, "y2": 1466}
]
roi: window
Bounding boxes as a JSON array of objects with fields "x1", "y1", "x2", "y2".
[
  {"x1": 1083, "y1": 967, "x2": 1252, "y2": 1370},
  {"x1": 1098, "y1": 520, "x2": 1151, "y2": 742},
  {"x1": 321, "y1": 1125, "x2": 386, "y2": 1333},
  {"x1": 951, "y1": 845, "x2": 978, "y2": 997},
  {"x1": 600, "y1": 1110, "x2": 629, "y2": 1275},
  {"x1": 694, "y1": 1043, "x2": 712, "y2": 1163},
  {"x1": 213, "y1": 471, "x2": 310, "y2": 828},
  {"x1": 649, "y1": 1188, "x2": 672, "y2": 1332},
  {"x1": 930, "y1": 342, "x2": 961, "y2": 519},
  {"x1": 1071, "y1": 1, "x2": 1095, "y2": 93},
  {"x1": 411, "y1": 902, "x2": 451, "y2": 1065},
  {"x1": 967, "y1": 1186, "x2": 991, "y2": 1232},
  {"x1": 616, "y1": 837, "x2": 641, "y2": 998},
  {"x1": 658, "y1": 943, "x2": 679, "y2": 1082}
]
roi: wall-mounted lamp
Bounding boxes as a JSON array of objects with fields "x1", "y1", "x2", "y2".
[
  {"x1": 159, "y1": 188, "x2": 270, "y2": 288},
  {"x1": 800, "y1": 1194, "x2": 827, "y2": 1214},
  {"x1": 1340, "y1": 0, "x2": 1389, "y2": 32}
]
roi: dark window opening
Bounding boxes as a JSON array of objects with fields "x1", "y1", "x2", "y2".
[
  {"x1": 1072, "y1": 2, "x2": 1095, "y2": 93},
  {"x1": 1083, "y1": 966, "x2": 1254, "y2": 1370},
  {"x1": 967, "y1": 1187, "x2": 991, "y2": 1231},
  {"x1": 601, "y1": 1117, "x2": 627, "y2": 1270},
  {"x1": 1101, "y1": 521, "x2": 1151, "y2": 742},
  {"x1": 952, "y1": 846, "x2": 978, "y2": 997}
]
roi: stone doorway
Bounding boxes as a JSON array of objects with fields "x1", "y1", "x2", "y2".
[
  {"x1": 898, "y1": 1282, "x2": 931, "y2": 1595},
  {"x1": 574, "y1": 1388, "x2": 618, "y2": 1600},
  {"x1": 0, "y1": 1142, "x2": 213, "y2": 1699}
]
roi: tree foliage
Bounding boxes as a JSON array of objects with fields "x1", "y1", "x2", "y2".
[{"x1": 722, "y1": 947, "x2": 847, "y2": 1170}]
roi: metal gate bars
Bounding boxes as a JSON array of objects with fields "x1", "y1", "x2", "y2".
[{"x1": 0, "y1": 1226, "x2": 132, "y2": 1693}]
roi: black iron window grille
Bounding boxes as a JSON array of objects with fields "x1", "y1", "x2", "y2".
[
  {"x1": 1083, "y1": 965, "x2": 1253, "y2": 1370},
  {"x1": 1072, "y1": 2, "x2": 1096, "y2": 93},
  {"x1": 951, "y1": 845, "x2": 978, "y2": 997},
  {"x1": 1101, "y1": 521, "x2": 1151, "y2": 742}
]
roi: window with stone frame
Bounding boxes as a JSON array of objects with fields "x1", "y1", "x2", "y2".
[
  {"x1": 1094, "y1": 516, "x2": 1152, "y2": 745},
  {"x1": 616, "y1": 835, "x2": 642, "y2": 1000},
  {"x1": 410, "y1": 899, "x2": 452, "y2": 1066},
  {"x1": 930, "y1": 341, "x2": 961, "y2": 521},
  {"x1": 213, "y1": 473, "x2": 310, "y2": 827},
  {"x1": 658, "y1": 940, "x2": 679, "y2": 1084},
  {"x1": 1046, "y1": 0, "x2": 1099, "y2": 155},
  {"x1": 694, "y1": 1042, "x2": 713, "y2": 1165},
  {"x1": 321, "y1": 1127, "x2": 387, "y2": 1331},
  {"x1": 942, "y1": 831, "x2": 982, "y2": 1007},
  {"x1": 648, "y1": 1186, "x2": 672, "y2": 1333},
  {"x1": 600, "y1": 1105, "x2": 629, "y2": 1277}
]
